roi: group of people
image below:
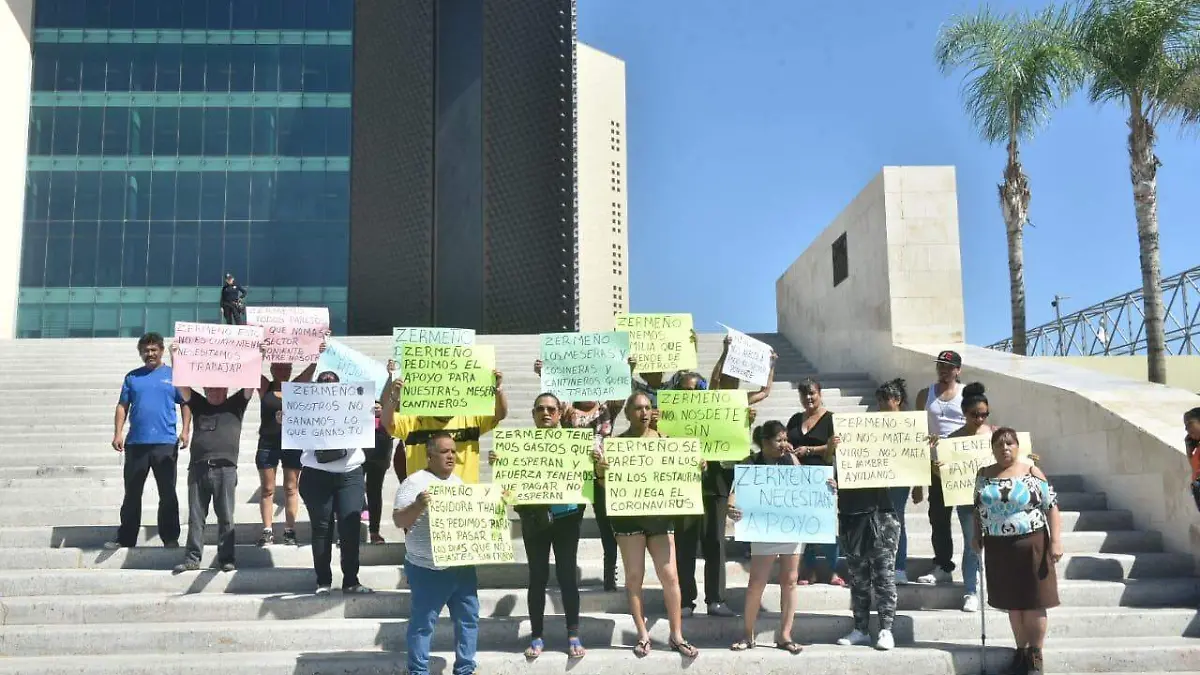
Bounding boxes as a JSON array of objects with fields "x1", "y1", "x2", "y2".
[{"x1": 111, "y1": 328, "x2": 1073, "y2": 675}]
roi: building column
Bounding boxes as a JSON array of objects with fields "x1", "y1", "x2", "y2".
[{"x1": 0, "y1": 0, "x2": 33, "y2": 339}]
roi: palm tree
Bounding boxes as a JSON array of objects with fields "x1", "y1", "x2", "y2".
[
  {"x1": 936, "y1": 7, "x2": 1081, "y2": 356},
  {"x1": 1074, "y1": 0, "x2": 1200, "y2": 384}
]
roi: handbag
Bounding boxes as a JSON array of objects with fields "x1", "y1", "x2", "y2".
[{"x1": 314, "y1": 448, "x2": 348, "y2": 464}]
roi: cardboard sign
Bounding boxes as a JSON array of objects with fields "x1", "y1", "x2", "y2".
[
  {"x1": 398, "y1": 344, "x2": 496, "y2": 417},
  {"x1": 614, "y1": 313, "x2": 697, "y2": 374},
  {"x1": 246, "y1": 306, "x2": 329, "y2": 364},
  {"x1": 540, "y1": 331, "x2": 631, "y2": 402},
  {"x1": 656, "y1": 389, "x2": 752, "y2": 461},
  {"x1": 602, "y1": 437, "x2": 703, "y2": 516},
  {"x1": 172, "y1": 322, "x2": 264, "y2": 389},
  {"x1": 733, "y1": 464, "x2": 837, "y2": 543},
  {"x1": 281, "y1": 381, "x2": 375, "y2": 450},
  {"x1": 427, "y1": 483, "x2": 515, "y2": 567},
  {"x1": 833, "y1": 412, "x2": 932, "y2": 488},
  {"x1": 491, "y1": 428, "x2": 596, "y2": 504}
]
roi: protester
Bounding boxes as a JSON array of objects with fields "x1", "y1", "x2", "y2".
[
  {"x1": 1185, "y1": 407, "x2": 1200, "y2": 512},
  {"x1": 363, "y1": 399, "x2": 395, "y2": 544},
  {"x1": 386, "y1": 368, "x2": 508, "y2": 484},
  {"x1": 709, "y1": 334, "x2": 778, "y2": 404},
  {"x1": 219, "y1": 273, "x2": 247, "y2": 325},
  {"x1": 786, "y1": 378, "x2": 844, "y2": 586},
  {"x1": 488, "y1": 393, "x2": 590, "y2": 659},
  {"x1": 298, "y1": 371, "x2": 372, "y2": 594},
  {"x1": 973, "y1": 428, "x2": 1062, "y2": 675},
  {"x1": 875, "y1": 378, "x2": 923, "y2": 584},
  {"x1": 599, "y1": 392, "x2": 698, "y2": 658},
  {"x1": 828, "y1": 431, "x2": 900, "y2": 651},
  {"x1": 915, "y1": 350, "x2": 969, "y2": 591},
  {"x1": 255, "y1": 357, "x2": 320, "y2": 547},
  {"x1": 170, "y1": 356, "x2": 254, "y2": 573},
  {"x1": 394, "y1": 431, "x2": 480, "y2": 675},
  {"x1": 930, "y1": 381, "x2": 989, "y2": 612},
  {"x1": 630, "y1": 329, "x2": 700, "y2": 405},
  {"x1": 106, "y1": 332, "x2": 191, "y2": 550},
  {"x1": 727, "y1": 421, "x2": 805, "y2": 654}
]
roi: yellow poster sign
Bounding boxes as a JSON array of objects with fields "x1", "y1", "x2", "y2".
[
  {"x1": 832, "y1": 411, "x2": 932, "y2": 488},
  {"x1": 603, "y1": 437, "x2": 703, "y2": 516},
  {"x1": 657, "y1": 390, "x2": 751, "y2": 461},
  {"x1": 614, "y1": 313, "x2": 697, "y2": 374},
  {"x1": 939, "y1": 432, "x2": 1034, "y2": 507},
  {"x1": 491, "y1": 428, "x2": 596, "y2": 504},
  {"x1": 398, "y1": 344, "x2": 496, "y2": 417},
  {"x1": 427, "y1": 483, "x2": 515, "y2": 567}
]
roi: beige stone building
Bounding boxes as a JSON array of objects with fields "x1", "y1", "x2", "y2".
[{"x1": 575, "y1": 43, "x2": 629, "y2": 331}]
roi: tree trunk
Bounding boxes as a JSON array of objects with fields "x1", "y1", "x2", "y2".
[
  {"x1": 1128, "y1": 101, "x2": 1167, "y2": 384},
  {"x1": 999, "y1": 138, "x2": 1031, "y2": 356}
]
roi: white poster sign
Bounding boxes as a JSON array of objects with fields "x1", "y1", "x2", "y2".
[{"x1": 282, "y1": 381, "x2": 375, "y2": 450}]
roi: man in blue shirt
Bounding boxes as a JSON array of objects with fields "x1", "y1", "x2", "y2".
[{"x1": 106, "y1": 332, "x2": 192, "y2": 550}]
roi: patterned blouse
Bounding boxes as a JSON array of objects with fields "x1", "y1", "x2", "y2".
[{"x1": 974, "y1": 473, "x2": 1058, "y2": 537}]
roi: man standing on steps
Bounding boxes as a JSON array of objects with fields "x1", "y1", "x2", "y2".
[
  {"x1": 220, "y1": 273, "x2": 247, "y2": 325},
  {"x1": 107, "y1": 332, "x2": 191, "y2": 550},
  {"x1": 394, "y1": 432, "x2": 480, "y2": 675}
]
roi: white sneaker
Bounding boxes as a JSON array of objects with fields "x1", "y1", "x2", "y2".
[
  {"x1": 874, "y1": 629, "x2": 895, "y2": 651},
  {"x1": 916, "y1": 568, "x2": 952, "y2": 585},
  {"x1": 961, "y1": 593, "x2": 980, "y2": 612},
  {"x1": 315, "y1": 586, "x2": 332, "y2": 596},
  {"x1": 837, "y1": 629, "x2": 872, "y2": 646},
  {"x1": 895, "y1": 570, "x2": 909, "y2": 585}
]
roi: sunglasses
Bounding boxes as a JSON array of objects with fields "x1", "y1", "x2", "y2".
[
  {"x1": 969, "y1": 410, "x2": 990, "y2": 420},
  {"x1": 533, "y1": 405, "x2": 558, "y2": 414}
]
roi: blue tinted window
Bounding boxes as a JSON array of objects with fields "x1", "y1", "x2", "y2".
[
  {"x1": 51, "y1": 107, "x2": 79, "y2": 155},
  {"x1": 54, "y1": 45, "x2": 83, "y2": 91},
  {"x1": 132, "y1": 0, "x2": 161, "y2": 29},
  {"x1": 157, "y1": 0, "x2": 183, "y2": 29},
  {"x1": 229, "y1": 47, "x2": 255, "y2": 92},
  {"x1": 99, "y1": 173, "x2": 127, "y2": 220},
  {"x1": 197, "y1": 221, "x2": 224, "y2": 282},
  {"x1": 156, "y1": 45, "x2": 183, "y2": 92},
  {"x1": 83, "y1": 0, "x2": 109, "y2": 29},
  {"x1": 180, "y1": 0, "x2": 207, "y2": 29},
  {"x1": 71, "y1": 221, "x2": 98, "y2": 287},
  {"x1": 77, "y1": 107, "x2": 104, "y2": 155},
  {"x1": 180, "y1": 48, "x2": 206, "y2": 90},
  {"x1": 24, "y1": 173, "x2": 51, "y2": 221},
  {"x1": 173, "y1": 221, "x2": 199, "y2": 287},
  {"x1": 175, "y1": 172, "x2": 202, "y2": 221},
  {"x1": 152, "y1": 108, "x2": 179, "y2": 155},
  {"x1": 32, "y1": 45, "x2": 57, "y2": 90},
  {"x1": 95, "y1": 221, "x2": 124, "y2": 286},
  {"x1": 256, "y1": 0, "x2": 284, "y2": 29},
  {"x1": 150, "y1": 172, "x2": 176, "y2": 220},
  {"x1": 251, "y1": 109, "x2": 275, "y2": 155},
  {"x1": 278, "y1": 0, "x2": 305, "y2": 30},
  {"x1": 199, "y1": 173, "x2": 226, "y2": 221},
  {"x1": 106, "y1": 49, "x2": 132, "y2": 91},
  {"x1": 20, "y1": 221, "x2": 46, "y2": 286},
  {"x1": 254, "y1": 46, "x2": 280, "y2": 92},
  {"x1": 81, "y1": 56, "x2": 106, "y2": 90},
  {"x1": 122, "y1": 221, "x2": 149, "y2": 286},
  {"x1": 177, "y1": 108, "x2": 203, "y2": 155},
  {"x1": 225, "y1": 172, "x2": 252, "y2": 221},
  {"x1": 204, "y1": 45, "x2": 231, "y2": 92},
  {"x1": 127, "y1": 172, "x2": 151, "y2": 221},
  {"x1": 231, "y1": 0, "x2": 256, "y2": 29},
  {"x1": 101, "y1": 107, "x2": 131, "y2": 156},
  {"x1": 279, "y1": 46, "x2": 304, "y2": 91},
  {"x1": 202, "y1": 108, "x2": 229, "y2": 155},
  {"x1": 228, "y1": 108, "x2": 253, "y2": 155},
  {"x1": 130, "y1": 109, "x2": 151, "y2": 155},
  {"x1": 147, "y1": 222, "x2": 175, "y2": 286},
  {"x1": 324, "y1": 47, "x2": 352, "y2": 93},
  {"x1": 34, "y1": 0, "x2": 58, "y2": 28},
  {"x1": 224, "y1": 221, "x2": 249, "y2": 280},
  {"x1": 48, "y1": 173, "x2": 77, "y2": 221},
  {"x1": 45, "y1": 222, "x2": 73, "y2": 286},
  {"x1": 248, "y1": 173, "x2": 274, "y2": 220},
  {"x1": 326, "y1": 107, "x2": 351, "y2": 156},
  {"x1": 109, "y1": 0, "x2": 136, "y2": 28},
  {"x1": 276, "y1": 108, "x2": 302, "y2": 155},
  {"x1": 323, "y1": 172, "x2": 349, "y2": 220},
  {"x1": 328, "y1": 0, "x2": 353, "y2": 30},
  {"x1": 28, "y1": 108, "x2": 53, "y2": 155},
  {"x1": 206, "y1": 0, "x2": 232, "y2": 30},
  {"x1": 74, "y1": 172, "x2": 102, "y2": 220},
  {"x1": 131, "y1": 44, "x2": 158, "y2": 91}
]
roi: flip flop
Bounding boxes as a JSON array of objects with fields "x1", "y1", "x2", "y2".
[
  {"x1": 633, "y1": 638, "x2": 651, "y2": 658},
  {"x1": 524, "y1": 638, "x2": 544, "y2": 659},
  {"x1": 776, "y1": 640, "x2": 803, "y2": 654},
  {"x1": 669, "y1": 638, "x2": 699, "y2": 658},
  {"x1": 567, "y1": 636, "x2": 586, "y2": 659},
  {"x1": 730, "y1": 638, "x2": 756, "y2": 651}
]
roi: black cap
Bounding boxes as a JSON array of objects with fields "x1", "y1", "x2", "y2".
[{"x1": 936, "y1": 350, "x2": 962, "y2": 368}]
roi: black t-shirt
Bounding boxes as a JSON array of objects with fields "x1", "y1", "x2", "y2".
[
  {"x1": 787, "y1": 410, "x2": 835, "y2": 466},
  {"x1": 749, "y1": 451, "x2": 795, "y2": 466},
  {"x1": 258, "y1": 388, "x2": 283, "y2": 450},
  {"x1": 837, "y1": 485, "x2": 894, "y2": 515},
  {"x1": 188, "y1": 393, "x2": 250, "y2": 465},
  {"x1": 220, "y1": 284, "x2": 246, "y2": 305}
]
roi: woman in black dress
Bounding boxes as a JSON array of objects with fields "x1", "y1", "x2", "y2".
[{"x1": 786, "y1": 378, "x2": 844, "y2": 586}]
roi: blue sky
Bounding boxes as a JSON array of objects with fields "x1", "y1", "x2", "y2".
[{"x1": 578, "y1": 0, "x2": 1200, "y2": 345}]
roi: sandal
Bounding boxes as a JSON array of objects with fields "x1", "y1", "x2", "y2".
[
  {"x1": 633, "y1": 637, "x2": 651, "y2": 658},
  {"x1": 524, "y1": 638, "x2": 544, "y2": 659},
  {"x1": 829, "y1": 575, "x2": 848, "y2": 587},
  {"x1": 776, "y1": 640, "x2": 803, "y2": 654},
  {"x1": 567, "y1": 636, "x2": 586, "y2": 659},
  {"x1": 669, "y1": 638, "x2": 699, "y2": 658},
  {"x1": 730, "y1": 638, "x2": 756, "y2": 651}
]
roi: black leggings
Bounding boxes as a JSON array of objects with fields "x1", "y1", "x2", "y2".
[
  {"x1": 364, "y1": 459, "x2": 389, "y2": 534},
  {"x1": 299, "y1": 467, "x2": 364, "y2": 588},
  {"x1": 523, "y1": 512, "x2": 582, "y2": 638},
  {"x1": 592, "y1": 482, "x2": 618, "y2": 581}
]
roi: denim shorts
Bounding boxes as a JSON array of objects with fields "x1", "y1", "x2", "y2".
[{"x1": 255, "y1": 447, "x2": 303, "y2": 470}]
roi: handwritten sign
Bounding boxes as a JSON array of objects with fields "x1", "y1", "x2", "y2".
[
  {"x1": 603, "y1": 437, "x2": 703, "y2": 516},
  {"x1": 733, "y1": 464, "x2": 837, "y2": 543},
  {"x1": 392, "y1": 327, "x2": 476, "y2": 361},
  {"x1": 615, "y1": 313, "x2": 697, "y2": 374},
  {"x1": 427, "y1": 483, "x2": 515, "y2": 567},
  {"x1": 281, "y1": 381, "x2": 375, "y2": 450},
  {"x1": 939, "y1": 432, "x2": 1034, "y2": 506},
  {"x1": 656, "y1": 390, "x2": 751, "y2": 461},
  {"x1": 316, "y1": 338, "x2": 390, "y2": 397},
  {"x1": 246, "y1": 306, "x2": 329, "y2": 364},
  {"x1": 720, "y1": 324, "x2": 773, "y2": 387},
  {"x1": 172, "y1": 322, "x2": 264, "y2": 389},
  {"x1": 398, "y1": 344, "x2": 495, "y2": 417},
  {"x1": 491, "y1": 428, "x2": 596, "y2": 504},
  {"x1": 539, "y1": 331, "x2": 631, "y2": 403},
  {"x1": 833, "y1": 411, "x2": 932, "y2": 488}
]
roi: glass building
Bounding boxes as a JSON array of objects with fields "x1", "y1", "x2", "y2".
[{"x1": 18, "y1": 0, "x2": 352, "y2": 337}]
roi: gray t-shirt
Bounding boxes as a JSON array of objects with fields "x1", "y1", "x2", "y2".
[
  {"x1": 394, "y1": 469, "x2": 464, "y2": 570},
  {"x1": 187, "y1": 393, "x2": 250, "y2": 465}
]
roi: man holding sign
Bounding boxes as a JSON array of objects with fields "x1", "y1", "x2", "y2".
[{"x1": 393, "y1": 432, "x2": 483, "y2": 675}]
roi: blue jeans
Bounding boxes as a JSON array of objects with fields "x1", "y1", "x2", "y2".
[
  {"x1": 888, "y1": 487, "x2": 910, "y2": 572},
  {"x1": 405, "y1": 561, "x2": 480, "y2": 675},
  {"x1": 803, "y1": 541, "x2": 841, "y2": 572},
  {"x1": 957, "y1": 506, "x2": 979, "y2": 595}
]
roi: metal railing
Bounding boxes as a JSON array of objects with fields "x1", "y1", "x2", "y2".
[{"x1": 987, "y1": 265, "x2": 1200, "y2": 356}]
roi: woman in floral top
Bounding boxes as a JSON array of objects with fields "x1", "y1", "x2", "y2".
[{"x1": 972, "y1": 428, "x2": 1062, "y2": 675}]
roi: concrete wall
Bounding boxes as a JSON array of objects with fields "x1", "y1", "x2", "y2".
[
  {"x1": 1042, "y1": 355, "x2": 1200, "y2": 393},
  {"x1": 576, "y1": 43, "x2": 629, "y2": 331},
  {"x1": 0, "y1": 0, "x2": 33, "y2": 339},
  {"x1": 777, "y1": 166, "x2": 1200, "y2": 566}
]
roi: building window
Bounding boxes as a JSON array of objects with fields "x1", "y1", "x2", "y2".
[{"x1": 832, "y1": 232, "x2": 849, "y2": 287}]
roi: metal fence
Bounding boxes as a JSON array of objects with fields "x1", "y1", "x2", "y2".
[{"x1": 987, "y1": 265, "x2": 1200, "y2": 356}]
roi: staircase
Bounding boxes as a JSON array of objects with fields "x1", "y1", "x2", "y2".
[{"x1": 0, "y1": 334, "x2": 1195, "y2": 674}]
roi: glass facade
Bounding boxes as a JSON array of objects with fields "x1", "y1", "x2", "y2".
[{"x1": 18, "y1": 0, "x2": 352, "y2": 337}]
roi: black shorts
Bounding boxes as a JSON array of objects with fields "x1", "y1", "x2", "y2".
[
  {"x1": 255, "y1": 447, "x2": 303, "y2": 471},
  {"x1": 609, "y1": 515, "x2": 674, "y2": 538}
]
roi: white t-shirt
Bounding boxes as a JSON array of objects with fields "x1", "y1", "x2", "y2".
[
  {"x1": 394, "y1": 469, "x2": 463, "y2": 570},
  {"x1": 300, "y1": 448, "x2": 366, "y2": 473}
]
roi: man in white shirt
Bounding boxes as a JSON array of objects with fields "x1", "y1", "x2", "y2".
[{"x1": 394, "y1": 432, "x2": 479, "y2": 675}]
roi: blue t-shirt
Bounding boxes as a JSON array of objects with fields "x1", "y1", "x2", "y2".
[{"x1": 119, "y1": 365, "x2": 183, "y2": 446}]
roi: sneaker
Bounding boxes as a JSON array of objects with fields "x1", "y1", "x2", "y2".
[
  {"x1": 162, "y1": 539, "x2": 180, "y2": 549},
  {"x1": 837, "y1": 629, "x2": 872, "y2": 646},
  {"x1": 707, "y1": 602, "x2": 738, "y2": 617},
  {"x1": 874, "y1": 629, "x2": 895, "y2": 651},
  {"x1": 282, "y1": 529, "x2": 298, "y2": 546},
  {"x1": 916, "y1": 568, "x2": 952, "y2": 585},
  {"x1": 895, "y1": 570, "x2": 909, "y2": 585},
  {"x1": 257, "y1": 529, "x2": 274, "y2": 547},
  {"x1": 1028, "y1": 646, "x2": 1044, "y2": 675},
  {"x1": 680, "y1": 607, "x2": 694, "y2": 618},
  {"x1": 172, "y1": 560, "x2": 200, "y2": 574},
  {"x1": 961, "y1": 593, "x2": 980, "y2": 613},
  {"x1": 315, "y1": 586, "x2": 332, "y2": 595},
  {"x1": 220, "y1": 562, "x2": 236, "y2": 573},
  {"x1": 103, "y1": 541, "x2": 125, "y2": 550}
]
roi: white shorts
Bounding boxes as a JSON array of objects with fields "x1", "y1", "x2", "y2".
[{"x1": 751, "y1": 541, "x2": 802, "y2": 556}]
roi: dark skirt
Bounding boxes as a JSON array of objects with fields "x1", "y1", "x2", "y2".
[
  {"x1": 609, "y1": 515, "x2": 673, "y2": 538},
  {"x1": 983, "y1": 529, "x2": 1060, "y2": 610}
]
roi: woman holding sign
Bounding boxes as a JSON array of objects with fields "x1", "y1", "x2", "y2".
[
  {"x1": 598, "y1": 392, "x2": 698, "y2": 658},
  {"x1": 972, "y1": 428, "x2": 1062, "y2": 675},
  {"x1": 255, "y1": 356, "x2": 320, "y2": 547},
  {"x1": 786, "y1": 379, "x2": 845, "y2": 586},
  {"x1": 726, "y1": 420, "x2": 806, "y2": 655}
]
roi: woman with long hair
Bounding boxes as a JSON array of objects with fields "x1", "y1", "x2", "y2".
[
  {"x1": 786, "y1": 378, "x2": 844, "y2": 586},
  {"x1": 875, "y1": 378, "x2": 923, "y2": 584},
  {"x1": 254, "y1": 356, "x2": 319, "y2": 547}
]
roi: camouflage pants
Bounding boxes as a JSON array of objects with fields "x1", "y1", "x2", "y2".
[{"x1": 840, "y1": 510, "x2": 900, "y2": 631}]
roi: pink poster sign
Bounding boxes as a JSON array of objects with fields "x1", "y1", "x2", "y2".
[
  {"x1": 172, "y1": 322, "x2": 264, "y2": 389},
  {"x1": 246, "y1": 306, "x2": 330, "y2": 364}
]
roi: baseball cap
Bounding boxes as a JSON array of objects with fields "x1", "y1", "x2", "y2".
[{"x1": 936, "y1": 350, "x2": 962, "y2": 368}]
